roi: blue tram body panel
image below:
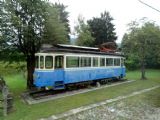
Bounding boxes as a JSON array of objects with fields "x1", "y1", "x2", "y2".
[
  {"x1": 64, "y1": 67, "x2": 125, "y2": 84},
  {"x1": 33, "y1": 67, "x2": 126, "y2": 87},
  {"x1": 34, "y1": 70, "x2": 64, "y2": 87}
]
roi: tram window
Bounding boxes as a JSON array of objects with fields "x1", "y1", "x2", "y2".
[
  {"x1": 81, "y1": 57, "x2": 91, "y2": 67},
  {"x1": 93, "y1": 57, "x2": 98, "y2": 67},
  {"x1": 55, "y1": 56, "x2": 63, "y2": 69},
  {"x1": 35, "y1": 56, "x2": 39, "y2": 68},
  {"x1": 121, "y1": 58, "x2": 124, "y2": 66},
  {"x1": 100, "y1": 58, "x2": 105, "y2": 67},
  {"x1": 106, "y1": 58, "x2": 113, "y2": 66},
  {"x1": 40, "y1": 56, "x2": 44, "y2": 69},
  {"x1": 45, "y1": 56, "x2": 53, "y2": 69},
  {"x1": 114, "y1": 58, "x2": 120, "y2": 66},
  {"x1": 66, "y1": 56, "x2": 79, "y2": 68}
]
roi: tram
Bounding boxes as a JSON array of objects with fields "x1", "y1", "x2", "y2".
[{"x1": 33, "y1": 44, "x2": 126, "y2": 90}]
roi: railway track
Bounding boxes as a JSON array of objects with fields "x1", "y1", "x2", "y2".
[
  {"x1": 29, "y1": 83, "x2": 93, "y2": 100},
  {"x1": 29, "y1": 89, "x2": 64, "y2": 100},
  {"x1": 22, "y1": 79, "x2": 131, "y2": 105},
  {"x1": 29, "y1": 79, "x2": 118, "y2": 99}
]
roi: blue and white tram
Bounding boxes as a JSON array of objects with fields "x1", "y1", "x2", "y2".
[{"x1": 33, "y1": 45, "x2": 126, "y2": 90}]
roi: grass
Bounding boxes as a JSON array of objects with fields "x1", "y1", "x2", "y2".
[
  {"x1": 121, "y1": 87, "x2": 160, "y2": 108},
  {"x1": 0, "y1": 69, "x2": 160, "y2": 120}
]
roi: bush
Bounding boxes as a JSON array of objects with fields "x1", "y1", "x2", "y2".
[
  {"x1": 125, "y1": 59, "x2": 139, "y2": 70},
  {"x1": 0, "y1": 61, "x2": 26, "y2": 76}
]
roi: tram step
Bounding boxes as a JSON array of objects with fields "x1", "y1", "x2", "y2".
[
  {"x1": 54, "y1": 81, "x2": 65, "y2": 90},
  {"x1": 54, "y1": 85, "x2": 65, "y2": 90},
  {"x1": 55, "y1": 81, "x2": 64, "y2": 86}
]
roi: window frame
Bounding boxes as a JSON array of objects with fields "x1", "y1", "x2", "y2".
[
  {"x1": 114, "y1": 58, "x2": 121, "y2": 66},
  {"x1": 106, "y1": 58, "x2": 114, "y2": 67},
  {"x1": 35, "y1": 55, "x2": 39, "y2": 69},
  {"x1": 100, "y1": 57, "x2": 106, "y2": 67},
  {"x1": 54, "y1": 55, "x2": 64, "y2": 69},
  {"x1": 40, "y1": 55, "x2": 44, "y2": 69},
  {"x1": 80, "y1": 56, "x2": 91, "y2": 67},
  {"x1": 66, "y1": 56, "x2": 80, "y2": 68},
  {"x1": 35, "y1": 54, "x2": 55, "y2": 70},
  {"x1": 92, "y1": 57, "x2": 99, "y2": 67},
  {"x1": 35, "y1": 53, "x2": 124, "y2": 70},
  {"x1": 45, "y1": 56, "x2": 54, "y2": 69}
]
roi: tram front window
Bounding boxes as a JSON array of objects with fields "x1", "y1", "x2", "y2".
[
  {"x1": 55, "y1": 56, "x2": 64, "y2": 69},
  {"x1": 35, "y1": 56, "x2": 39, "y2": 69},
  {"x1": 40, "y1": 56, "x2": 44, "y2": 69},
  {"x1": 45, "y1": 56, "x2": 53, "y2": 69}
]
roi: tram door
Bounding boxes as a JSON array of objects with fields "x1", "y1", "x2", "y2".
[
  {"x1": 54, "y1": 56, "x2": 64, "y2": 69},
  {"x1": 54, "y1": 55, "x2": 64, "y2": 84}
]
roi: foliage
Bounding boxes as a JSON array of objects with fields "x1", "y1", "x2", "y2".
[
  {"x1": 75, "y1": 15, "x2": 95, "y2": 47},
  {"x1": 54, "y1": 3, "x2": 70, "y2": 40},
  {"x1": 87, "y1": 11, "x2": 117, "y2": 46},
  {"x1": 122, "y1": 20, "x2": 160, "y2": 79},
  {"x1": 0, "y1": 0, "x2": 70, "y2": 88},
  {"x1": 43, "y1": 2, "x2": 70, "y2": 44},
  {"x1": 125, "y1": 55, "x2": 140, "y2": 70}
]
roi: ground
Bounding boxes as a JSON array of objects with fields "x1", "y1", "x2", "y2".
[
  {"x1": 0, "y1": 68, "x2": 160, "y2": 120},
  {"x1": 65, "y1": 88, "x2": 160, "y2": 120}
]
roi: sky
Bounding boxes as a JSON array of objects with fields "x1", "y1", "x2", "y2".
[{"x1": 50, "y1": 0, "x2": 160, "y2": 43}]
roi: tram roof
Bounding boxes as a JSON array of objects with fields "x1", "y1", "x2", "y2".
[
  {"x1": 40, "y1": 44, "x2": 124, "y2": 57},
  {"x1": 56, "y1": 44, "x2": 99, "y2": 50}
]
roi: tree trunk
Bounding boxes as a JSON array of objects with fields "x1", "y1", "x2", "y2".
[
  {"x1": 141, "y1": 59, "x2": 147, "y2": 80},
  {"x1": 26, "y1": 54, "x2": 35, "y2": 89}
]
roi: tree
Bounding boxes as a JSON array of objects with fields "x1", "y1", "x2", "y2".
[
  {"x1": 75, "y1": 15, "x2": 95, "y2": 47},
  {"x1": 42, "y1": 3, "x2": 69, "y2": 44},
  {"x1": 54, "y1": 3, "x2": 70, "y2": 41},
  {"x1": 87, "y1": 11, "x2": 117, "y2": 46},
  {"x1": 122, "y1": 20, "x2": 160, "y2": 79},
  {"x1": 0, "y1": 0, "x2": 69, "y2": 89}
]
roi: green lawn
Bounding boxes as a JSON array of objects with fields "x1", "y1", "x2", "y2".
[
  {"x1": 117, "y1": 86, "x2": 160, "y2": 108},
  {"x1": 0, "y1": 69, "x2": 160, "y2": 120}
]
